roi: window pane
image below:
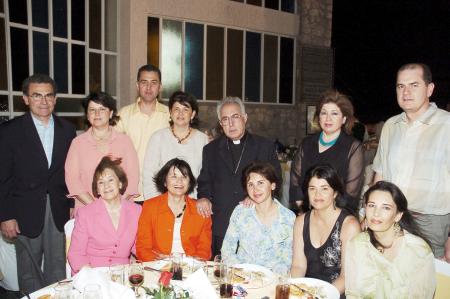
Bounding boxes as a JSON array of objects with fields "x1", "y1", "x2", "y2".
[
  {"x1": 265, "y1": 0, "x2": 279, "y2": 10},
  {"x1": 230, "y1": 0, "x2": 244, "y2": 2},
  {"x1": 32, "y1": 0, "x2": 48, "y2": 28},
  {"x1": 0, "y1": 20, "x2": 7, "y2": 90},
  {"x1": 53, "y1": 0, "x2": 67, "y2": 38},
  {"x1": 54, "y1": 42, "x2": 68, "y2": 93},
  {"x1": 281, "y1": 0, "x2": 295, "y2": 13},
  {"x1": 59, "y1": 116, "x2": 86, "y2": 131},
  {"x1": 13, "y1": 95, "x2": 27, "y2": 112},
  {"x1": 245, "y1": 32, "x2": 260, "y2": 102},
  {"x1": 89, "y1": 52, "x2": 101, "y2": 92},
  {"x1": 206, "y1": 26, "x2": 224, "y2": 101},
  {"x1": 0, "y1": 95, "x2": 8, "y2": 111},
  {"x1": 0, "y1": 0, "x2": 3, "y2": 13},
  {"x1": 33, "y1": 32, "x2": 49, "y2": 75},
  {"x1": 105, "y1": 55, "x2": 116, "y2": 96},
  {"x1": 8, "y1": 0, "x2": 27, "y2": 25},
  {"x1": 54, "y1": 97, "x2": 83, "y2": 113},
  {"x1": 72, "y1": 0, "x2": 85, "y2": 41},
  {"x1": 10, "y1": 27, "x2": 29, "y2": 91},
  {"x1": 226, "y1": 29, "x2": 243, "y2": 98},
  {"x1": 105, "y1": 0, "x2": 117, "y2": 51},
  {"x1": 161, "y1": 19, "x2": 182, "y2": 99},
  {"x1": 89, "y1": 0, "x2": 101, "y2": 50},
  {"x1": 263, "y1": 34, "x2": 278, "y2": 103},
  {"x1": 247, "y1": 0, "x2": 262, "y2": 6},
  {"x1": 72, "y1": 44, "x2": 85, "y2": 94},
  {"x1": 147, "y1": 17, "x2": 160, "y2": 67},
  {"x1": 185, "y1": 22, "x2": 204, "y2": 99},
  {"x1": 279, "y1": 37, "x2": 294, "y2": 103}
]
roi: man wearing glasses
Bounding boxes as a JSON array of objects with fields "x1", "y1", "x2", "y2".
[
  {"x1": 115, "y1": 64, "x2": 170, "y2": 203},
  {"x1": 197, "y1": 97, "x2": 281, "y2": 256},
  {"x1": 0, "y1": 74, "x2": 76, "y2": 293}
]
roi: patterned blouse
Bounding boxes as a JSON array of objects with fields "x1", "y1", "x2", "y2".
[{"x1": 221, "y1": 199, "x2": 296, "y2": 274}]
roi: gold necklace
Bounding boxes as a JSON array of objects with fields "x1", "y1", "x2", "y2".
[{"x1": 171, "y1": 126, "x2": 192, "y2": 144}]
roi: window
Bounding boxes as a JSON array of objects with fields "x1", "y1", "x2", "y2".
[
  {"x1": 230, "y1": 0, "x2": 296, "y2": 13},
  {"x1": 147, "y1": 17, "x2": 296, "y2": 104},
  {"x1": 0, "y1": 0, "x2": 118, "y2": 129}
]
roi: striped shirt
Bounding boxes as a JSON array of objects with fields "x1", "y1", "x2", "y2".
[{"x1": 373, "y1": 103, "x2": 450, "y2": 215}]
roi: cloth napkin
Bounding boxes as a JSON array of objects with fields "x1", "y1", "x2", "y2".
[
  {"x1": 180, "y1": 268, "x2": 219, "y2": 299},
  {"x1": 73, "y1": 267, "x2": 135, "y2": 299}
]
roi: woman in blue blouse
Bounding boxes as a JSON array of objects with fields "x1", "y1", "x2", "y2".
[{"x1": 221, "y1": 162, "x2": 295, "y2": 274}]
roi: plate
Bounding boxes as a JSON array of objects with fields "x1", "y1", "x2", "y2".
[
  {"x1": 231, "y1": 263, "x2": 275, "y2": 289},
  {"x1": 288, "y1": 277, "x2": 340, "y2": 299}
]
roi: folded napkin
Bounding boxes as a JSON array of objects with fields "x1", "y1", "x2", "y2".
[
  {"x1": 181, "y1": 268, "x2": 218, "y2": 299},
  {"x1": 73, "y1": 267, "x2": 135, "y2": 299}
]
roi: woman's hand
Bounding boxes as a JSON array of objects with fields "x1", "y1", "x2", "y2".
[
  {"x1": 196, "y1": 198, "x2": 213, "y2": 218},
  {"x1": 239, "y1": 196, "x2": 254, "y2": 208}
]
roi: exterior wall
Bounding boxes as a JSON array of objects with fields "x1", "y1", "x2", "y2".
[{"x1": 118, "y1": 0, "x2": 333, "y2": 145}]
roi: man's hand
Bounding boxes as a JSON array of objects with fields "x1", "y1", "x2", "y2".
[
  {"x1": 196, "y1": 198, "x2": 212, "y2": 218},
  {"x1": 239, "y1": 196, "x2": 254, "y2": 208},
  {"x1": 0, "y1": 219, "x2": 20, "y2": 239}
]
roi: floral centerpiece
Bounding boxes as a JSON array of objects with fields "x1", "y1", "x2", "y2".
[{"x1": 143, "y1": 271, "x2": 190, "y2": 299}]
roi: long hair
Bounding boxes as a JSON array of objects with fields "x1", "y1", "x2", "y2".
[
  {"x1": 302, "y1": 164, "x2": 357, "y2": 215},
  {"x1": 363, "y1": 181, "x2": 430, "y2": 250}
]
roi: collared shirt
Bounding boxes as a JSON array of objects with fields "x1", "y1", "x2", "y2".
[
  {"x1": 115, "y1": 98, "x2": 170, "y2": 201},
  {"x1": 373, "y1": 103, "x2": 450, "y2": 215},
  {"x1": 31, "y1": 114, "x2": 54, "y2": 168},
  {"x1": 221, "y1": 199, "x2": 296, "y2": 274}
]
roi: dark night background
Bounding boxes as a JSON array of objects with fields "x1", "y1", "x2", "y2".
[{"x1": 332, "y1": 0, "x2": 450, "y2": 123}]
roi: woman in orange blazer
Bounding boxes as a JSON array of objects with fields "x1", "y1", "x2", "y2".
[{"x1": 136, "y1": 158, "x2": 212, "y2": 261}]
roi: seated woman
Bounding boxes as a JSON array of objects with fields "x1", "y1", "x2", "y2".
[
  {"x1": 291, "y1": 165, "x2": 361, "y2": 294},
  {"x1": 345, "y1": 181, "x2": 436, "y2": 299},
  {"x1": 136, "y1": 158, "x2": 211, "y2": 261},
  {"x1": 221, "y1": 162, "x2": 295, "y2": 274},
  {"x1": 68, "y1": 156, "x2": 142, "y2": 274}
]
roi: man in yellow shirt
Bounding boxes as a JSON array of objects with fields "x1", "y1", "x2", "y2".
[{"x1": 115, "y1": 65, "x2": 170, "y2": 202}]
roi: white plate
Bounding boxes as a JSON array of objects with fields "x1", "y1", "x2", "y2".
[
  {"x1": 288, "y1": 277, "x2": 340, "y2": 299},
  {"x1": 232, "y1": 263, "x2": 275, "y2": 289}
]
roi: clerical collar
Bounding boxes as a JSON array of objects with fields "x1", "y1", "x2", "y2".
[{"x1": 229, "y1": 132, "x2": 247, "y2": 145}]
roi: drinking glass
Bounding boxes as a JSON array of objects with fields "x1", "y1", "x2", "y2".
[
  {"x1": 54, "y1": 282, "x2": 73, "y2": 299},
  {"x1": 275, "y1": 276, "x2": 290, "y2": 299},
  {"x1": 171, "y1": 252, "x2": 183, "y2": 280},
  {"x1": 109, "y1": 264, "x2": 124, "y2": 284},
  {"x1": 83, "y1": 284, "x2": 102, "y2": 299},
  {"x1": 213, "y1": 254, "x2": 223, "y2": 279},
  {"x1": 128, "y1": 260, "x2": 144, "y2": 298},
  {"x1": 218, "y1": 265, "x2": 233, "y2": 298}
]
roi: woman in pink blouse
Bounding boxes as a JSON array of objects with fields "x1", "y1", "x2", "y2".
[{"x1": 65, "y1": 92, "x2": 139, "y2": 210}]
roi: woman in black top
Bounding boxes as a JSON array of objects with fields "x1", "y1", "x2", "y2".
[
  {"x1": 289, "y1": 90, "x2": 364, "y2": 211},
  {"x1": 291, "y1": 165, "x2": 361, "y2": 295}
]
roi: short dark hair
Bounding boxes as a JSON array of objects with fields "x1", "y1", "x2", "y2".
[
  {"x1": 168, "y1": 91, "x2": 199, "y2": 127},
  {"x1": 315, "y1": 90, "x2": 355, "y2": 135},
  {"x1": 397, "y1": 63, "x2": 433, "y2": 85},
  {"x1": 92, "y1": 156, "x2": 128, "y2": 198},
  {"x1": 302, "y1": 164, "x2": 356, "y2": 214},
  {"x1": 364, "y1": 181, "x2": 430, "y2": 250},
  {"x1": 137, "y1": 64, "x2": 161, "y2": 82},
  {"x1": 153, "y1": 158, "x2": 196, "y2": 195},
  {"x1": 22, "y1": 74, "x2": 57, "y2": 95},
  {"x1": 242, "y1": 162, "x2": 279, "y2": 193},
  {"x1": 82, "y1": 92, "x2": 120, "y2": 126}
]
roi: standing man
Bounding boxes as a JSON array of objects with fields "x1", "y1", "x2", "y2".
[
  {"x1": 373, "y1": 63, "x2": 450, "y2": 258},
  {"x1": 196, "y1": 97, "x2": 281, "y2": 256},
  {"x1": 0, "y1": 74, "x2": 76, "y2": 293},
  {"x1": 115, "y1": 64, "x2": 170, "y2": 202}
]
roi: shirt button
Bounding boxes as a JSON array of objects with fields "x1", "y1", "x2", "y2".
[
  {"x1": 114, "y1": 244, "x2": 118, "y2": 247},
  {"x1": 108, "y1": 259, "x2": 112, "y2": 262},
  {"x1": 113, "y1": 251, "x2": 116, "y2": 254}
]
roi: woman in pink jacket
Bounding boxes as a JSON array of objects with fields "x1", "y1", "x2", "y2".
[
  {"x1": 65, "y1": 92, "x2": 139, "y2": 211},
  {"x1": 68, "y1": 157, "x2": 142, "y2": 274}
]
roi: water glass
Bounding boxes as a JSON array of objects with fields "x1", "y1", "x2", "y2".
[
  {"x1": 109, "y1": 264, "x2": 124, "y2": 284},
  {"x1": 54, "y1": 282, "x2": 73, "y2": 299},
  {"x1": 219, "y1": 266, "x2": 233, "y2": 298},
  {"x1": 83, "y1": 284, "x2": 102, "y2": 299}
]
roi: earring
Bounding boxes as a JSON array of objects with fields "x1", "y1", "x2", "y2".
[{"x1": 393, "y1": 222, "x2": 401, "y2": 236}]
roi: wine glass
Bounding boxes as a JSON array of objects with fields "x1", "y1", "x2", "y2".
[
  {"x1": 171, "y1": 252, "x2": 183, "y2": 280},
  {"x1": 83, "y1": 284, "x2": 102, "y2": 299},
  {"x1": 213, "y1": 254, "x2": 223, "y2": 279},
  {"x1": 128, "y1": 260, "x2": 144, "y2": 298}
]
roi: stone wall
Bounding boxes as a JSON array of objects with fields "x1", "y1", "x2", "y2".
[{"x1": 298, "y1": 0, "x2": 333, "y2": 47}]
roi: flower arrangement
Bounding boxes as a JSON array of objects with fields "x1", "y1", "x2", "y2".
[{"x1": 143, "y1": 271, "x2": 190, "y2": 299}]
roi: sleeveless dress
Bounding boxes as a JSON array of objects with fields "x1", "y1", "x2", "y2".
[{"x1": 303, "y1": 209, "x2": 349, "y2": 283}]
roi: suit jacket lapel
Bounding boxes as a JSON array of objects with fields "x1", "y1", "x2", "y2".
[
  {"x1": 218, "y1": 136, "x2": 234, "y2": 174},
  {"x1": 48, "y1": 115, "x2": 63, "y2": 175},
  {"x1": 236, "y1": 133, "x2": 257, "y2": 175},
  {"x1": 23, "y1": 112, "x2": 49, "y2": 170}
]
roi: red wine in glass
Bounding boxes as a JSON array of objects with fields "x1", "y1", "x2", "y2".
[
  {"x1": 219, "y1": 283, "x2": 233, "y2": 298},
  {"x1": 129, "y1": 273, "x2": 144, "y2": 287}
]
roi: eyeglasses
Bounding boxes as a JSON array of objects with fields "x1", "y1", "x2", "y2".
[
  {"x1": 29, "y1": 93, "x2": 56, "y2": 102},
  {"x1": 220, "y1": 113, "x2": 243, "y2": 126}
]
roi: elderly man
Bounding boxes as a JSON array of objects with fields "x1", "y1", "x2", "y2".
[
  {"x1": 115, "y1": 64, "x2": 170, "y2": 202},
  {"x1": 0, "y1": 74, "x2": 76, "y2": 293},
  {"x1": 196, "y1": 97, "x2": 281, "y2": 256},
  {"x1": 373, "y1": 63, "x2": 450, "y2": 259}
]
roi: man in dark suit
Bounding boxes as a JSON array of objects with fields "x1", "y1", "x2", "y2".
[
  {"x1": 196, "y1": 97, "x2": 281, "y2": 256},
  {"x1": 0, "y1": 74, "x2": 76, "y2": 293}
]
